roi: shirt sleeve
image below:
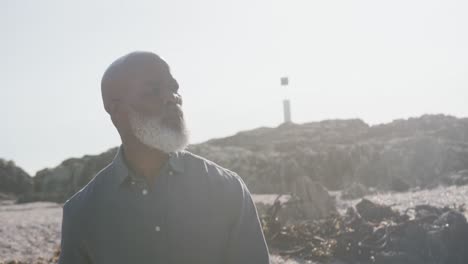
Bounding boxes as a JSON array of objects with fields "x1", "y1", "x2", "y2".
[
  {"x1": 225, "y1": 174, "x2": 270, "y2": 264},
  {"x1": 58, "y1": 202, "x2": 91, "y2": 264}
]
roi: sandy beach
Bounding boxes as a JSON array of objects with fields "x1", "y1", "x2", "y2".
[
  {"x1": 0, "y1": 201, "x2": 62, "y2": 263},
  {"x1": 1, "y1": 186, "x2": 467, "y2": 264}
]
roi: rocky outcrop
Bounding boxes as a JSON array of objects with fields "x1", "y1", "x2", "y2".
[
  {"x1": 191, "y1": 114, "x2": 468, "y2": 192},
  {"x1": 5, "y1": 114, "x2": 468, "y2": 203},
  {"x1": 0, "y1": 159, "x2": 33, "y2": 197},
  {"x1": 196, "y1": 115, "x2": 468, "y2": 192},
  {"x1": 17, "y1": 148, "x2": 117, "y2": 203}
]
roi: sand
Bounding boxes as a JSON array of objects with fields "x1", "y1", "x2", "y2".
[
  {"x1": 0, "y1": 201, "x2": 62, "y2": 263},
  {"x1": 1, "y1": 185, "x2": 467, "y2": 263}
]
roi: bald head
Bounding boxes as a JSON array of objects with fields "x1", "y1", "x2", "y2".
[
  {"x1": 101, "y1": 51, "x2": 170, "y2": 114},
  {"x1": 100, "y1": 51, "x2": 187, "y2": 152}
]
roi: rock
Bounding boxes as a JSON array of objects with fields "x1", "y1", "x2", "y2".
[
  {"x1": 0, "y1": 192, "x2": 16, "y2": 201},
  {"x1": 373, "y1": 251, "x2": 425, "y2": 264},
  {"x1": 263, "y1": 198, "x2": 468, "y2": 263},
  {"x1": 355, "y1": 199, "x2": 399, "y2": 222},
  {"x1": 257, "y1": 178, "x2": 337, "y2": 226},
  {"x1": 26, "y1": 148, "x2": 117, "y2": 203},
  {"x1": 390, "y1": 177, "x2": 411, "y2": 192},
  {"x1": 290, "y1": 176, "x2": 337, "y2": 220},
  {"x1": 341, "y1": 183, "x2": 370, "y2": 200},
  {"x1": 428, "y1": 210, "x2": 468, "y2": 263},
  {"x1": 434, "y1": 209, "x2": 467, "y2": 227},
  {"x1": 441, "y1": 170, "x2": 468, "y2": 186},
  {"x1": 0, "y1": 159, "x2": 32, "y2": 196}
]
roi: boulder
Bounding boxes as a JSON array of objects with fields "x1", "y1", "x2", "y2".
[
  {"x1": 0, "y1": 159, "x2": 32, "y2": 196},
  {"x1": 23, "y1": 148, "x2": 117, "y2": 203},
  {"x1": 356, "y1": 198, "x2": 399, "y2": 222},
  {"x1": 288, "y1": 177, "x2": 337, "y2": 221},
  {"x1": 341, "y1": 182, "x2": 371, "y2": 200},
  {"x1": 390, "y1": 177, "x2": 411, "y2": 192}
]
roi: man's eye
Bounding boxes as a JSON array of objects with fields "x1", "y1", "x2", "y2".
[{"x1": 151, "y1": 86, "x2": 161, "y2": 95}]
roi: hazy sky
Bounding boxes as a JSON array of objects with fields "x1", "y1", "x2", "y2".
[{"x1": 2, "y1": 0, "x2": 467, "y2": 175}]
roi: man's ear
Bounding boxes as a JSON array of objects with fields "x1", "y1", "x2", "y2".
[
  {"x1": 108, "y1": 99, "x2": 123, "y2": 116},
  {"x1": 110, "y1": 101, "x2": 133, "y2": 139},
  {"x1": 109, "y1": 100, "x2": 125, "y2": 126}
]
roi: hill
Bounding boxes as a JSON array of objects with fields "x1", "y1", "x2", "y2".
[{"x1": 2, "y1": 114, "x2": 468, "y2": 203}]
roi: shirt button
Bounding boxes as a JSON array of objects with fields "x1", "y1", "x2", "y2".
[
  {"x1": 168, "y1": 170, "x2": 174, "y2": 176},
  {"x1": 130, "y1": 181, "x2": 135, "y2": 185},
  {"x1": 142, "y1": 189, "x2": 148, "y2": 195},
  {"x1": 155, "y1": 226, "x2": 161, "y2": 232}
]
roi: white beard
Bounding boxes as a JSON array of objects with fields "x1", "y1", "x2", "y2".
[{"x1": 128, "y1": 109, "x2": 189, "y2": 153}]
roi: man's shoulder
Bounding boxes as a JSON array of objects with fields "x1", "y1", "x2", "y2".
[
  {"x1": 181, "y1": 150, "x2": 240, "y2": 180},
  {"x1": 62, "y1": 163, "x2": 114, "y2": 216},
  {"x1": 180, "y1": 151, "x2": 248, "y2": 197},
  {"x1": 181, "y1": 151, "x2": 252, "y2": 218}
]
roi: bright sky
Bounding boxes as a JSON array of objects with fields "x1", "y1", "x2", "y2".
[{"x1": 2, "y1": 0, "x2": 467, "y2": 175}]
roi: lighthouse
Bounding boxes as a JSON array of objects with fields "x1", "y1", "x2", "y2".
[{"x1": 281, "y1": 77, "x2": 292, "y2": 123}]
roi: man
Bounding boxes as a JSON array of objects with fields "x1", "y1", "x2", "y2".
[{"x1": 58, "y1": 51, "x2": 270, "y2": 264}]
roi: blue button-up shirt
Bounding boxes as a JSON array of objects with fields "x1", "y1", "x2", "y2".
[{"x1": 58, "y1": 147, "x2": 270, "y2": 264}]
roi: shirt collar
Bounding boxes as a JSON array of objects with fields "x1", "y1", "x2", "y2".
[
  {"x1": 111, "y1": 146, "x2": 186, "y2": 186},
  {"x1": 168, "y1": 151, "x2": 185, "y2": 174}
]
